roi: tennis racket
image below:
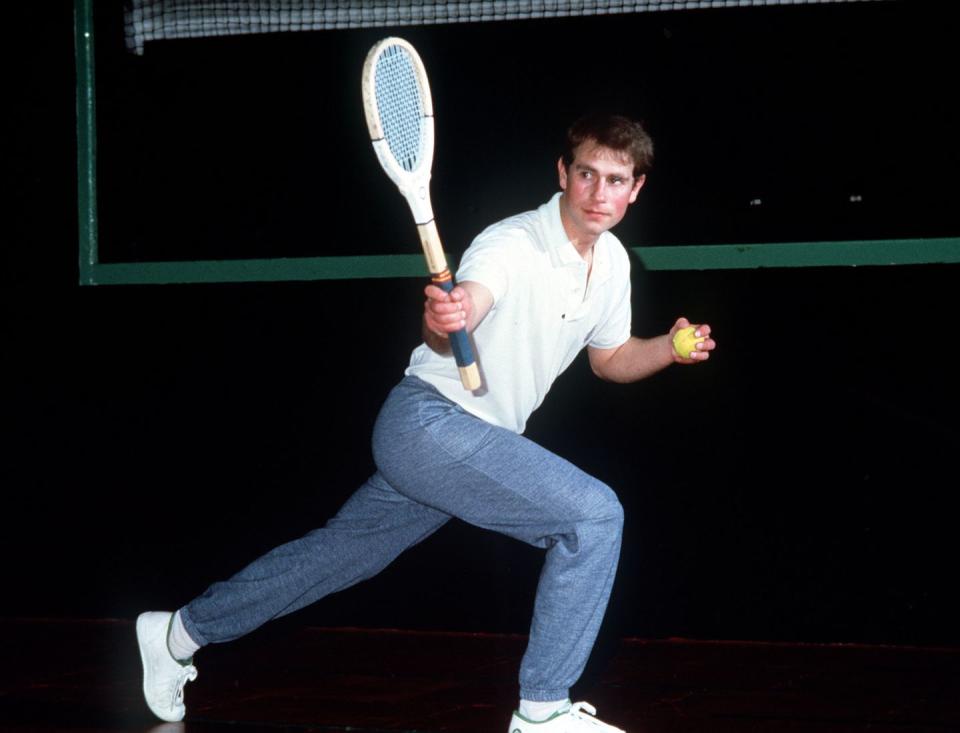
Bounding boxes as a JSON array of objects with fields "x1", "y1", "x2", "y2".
[{"x1": 361, "y1": 37, "x2": 481, "y2": 391}]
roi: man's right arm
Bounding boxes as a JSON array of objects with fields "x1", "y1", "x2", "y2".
[{"x1": 422, "y1": 280, "x2": 494, "y2": 355}]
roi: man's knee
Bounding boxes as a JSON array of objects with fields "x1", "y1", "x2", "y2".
[
  {"x1": 586, "y1": 480, "x2": 624, "y2": 525},
  {"x1": 577, "y1": 480, "x2": 624, "y2": 545},
  {"x1": 607, "y1": 494, "x2": 625, "y2": 530}
]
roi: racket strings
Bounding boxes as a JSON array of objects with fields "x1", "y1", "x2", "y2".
[{"x1": 374, "y1": 45, "x2": 426, "y2": 172}]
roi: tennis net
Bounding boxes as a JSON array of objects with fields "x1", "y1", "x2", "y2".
[{"x1": 125, "y1": 0, "x2": 886, "y2": 54}]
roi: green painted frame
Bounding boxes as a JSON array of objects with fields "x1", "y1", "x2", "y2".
[{"x1": 74, "y1": 0, "x2": 960, "y2": 286}]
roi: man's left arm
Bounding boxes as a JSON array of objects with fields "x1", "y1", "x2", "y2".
[{"x1": 588, "y1": 317, "x2": 715, "y2": 384}]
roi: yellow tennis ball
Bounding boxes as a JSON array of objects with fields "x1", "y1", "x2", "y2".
[{"x1": 673, "y1": 326, "x2": 705, "y2": 359}]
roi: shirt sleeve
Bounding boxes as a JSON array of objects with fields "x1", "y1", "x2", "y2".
[
  {"x1": 455, "y1": 227, "x2": 521, "y2": 306},
  {"x1": 587, "y1": 241, "x2": 632, "y2": 350}
]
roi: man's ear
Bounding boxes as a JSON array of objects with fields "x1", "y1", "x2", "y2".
[
  {"x1": 628, "y1": 174, "x2": 646, "y2": 204},
  {"x1": 557, "y1": 157, "x2": 568, "y2": 190}
]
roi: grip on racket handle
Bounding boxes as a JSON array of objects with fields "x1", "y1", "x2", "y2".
[{"x1": 435, "y1": 277, "x2": 481, "y2": 391}]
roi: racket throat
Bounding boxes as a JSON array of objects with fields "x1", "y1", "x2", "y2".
[{"x1": 416, "y1": 219, "x2": 450, "y2": 276}]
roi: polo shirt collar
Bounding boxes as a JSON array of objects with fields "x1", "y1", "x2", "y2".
[{"x1": 544, "y1": 192, "x2": 614, "y2": 288}]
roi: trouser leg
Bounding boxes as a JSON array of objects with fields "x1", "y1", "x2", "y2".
[
  {"x1": 180, "y1": 471, "x2": 449, "y2": 646},
  {"x1": 373, "y1": 377, "x2": 624, "y2": 702}
]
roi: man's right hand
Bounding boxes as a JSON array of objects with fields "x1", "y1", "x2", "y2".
[
  {"x1": 423, "y1": 283, "x2": 470, "y2": 338},
  {"x1": 421, "y1": 280, "x2": 493, "y2": 355}
]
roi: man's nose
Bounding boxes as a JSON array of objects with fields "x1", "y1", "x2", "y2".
[{"x1": 591, "y1": 178, "x2": 607, "y2": 200}]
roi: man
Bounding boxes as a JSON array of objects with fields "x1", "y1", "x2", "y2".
[{"x1": 136, "y1": 113, "x2": 715, "y2": 733}]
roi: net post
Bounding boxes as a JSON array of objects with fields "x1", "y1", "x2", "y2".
[{"x1": 74, "y1": 0, "x2": 98, "y2": 286}]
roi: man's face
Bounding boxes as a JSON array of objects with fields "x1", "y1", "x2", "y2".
[{"x1": 557, "y1": 141, "x2": 646, "y2": 245}]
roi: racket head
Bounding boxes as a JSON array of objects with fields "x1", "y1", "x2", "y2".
[{"x1": 362, "y1": 38, "x2": 435, "y2": 192}]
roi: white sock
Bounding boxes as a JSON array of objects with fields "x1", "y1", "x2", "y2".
[
  {"x1": 166, "y1": 610, "x2": 200, "y2": 662},
  {"x1": 519, "y1": 699, "x2": 570, "y2": 722}
]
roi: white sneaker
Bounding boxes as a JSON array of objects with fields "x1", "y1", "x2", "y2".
[
  {"x1": 509, "y1": 702, "x2": 625, "y2": 733},
  {"x1": 136, "y1": 611, "x2": 198, "y2": 722}
]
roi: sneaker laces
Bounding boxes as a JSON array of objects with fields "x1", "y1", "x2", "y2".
[
  {"x1": 568, "y1": 702, "x2": 624, "y2": 732},
  {"x1": 173, "y1": 664, "x2": 198, "y2": 706}
]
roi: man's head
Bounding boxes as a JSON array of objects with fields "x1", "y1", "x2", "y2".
[
  {"x1": 557, "y1": 113, "x2": 653, "y2": 247},
  {"x1": 561, "y1": 113, "x2": 654, "y2": 180}
]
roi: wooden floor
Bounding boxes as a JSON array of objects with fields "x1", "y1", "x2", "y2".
[{"x1": 2, "y1": 618, "x2": 957, "y2": 732}]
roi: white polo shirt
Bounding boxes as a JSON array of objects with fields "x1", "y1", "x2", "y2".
[{"x1": 406, "y1": 192, "x2": 633, "y2": 434}]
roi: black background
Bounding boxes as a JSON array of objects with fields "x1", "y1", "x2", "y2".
[{"x1": 5, "y1": 0, "x2": 959, "y2": 651}]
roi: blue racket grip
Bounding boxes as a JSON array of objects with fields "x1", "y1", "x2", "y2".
[{"x1": 435, "y1": 277, "x2": 481, "y2": 390}]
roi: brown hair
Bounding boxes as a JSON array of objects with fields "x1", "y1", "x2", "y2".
[{"x1": 562, "y1": 113, "x2": 654, "y2": 179}]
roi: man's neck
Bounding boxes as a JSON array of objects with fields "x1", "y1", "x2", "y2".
[
  {"x1": 568, "y1": 234, "x2": 595, "y2": 282},
  {"x1": 558, "y1": 195, "x2": 599, "y2": 263},
  {"x1": 571, "y1": 237, "x2": 596, "y2": 261}
]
